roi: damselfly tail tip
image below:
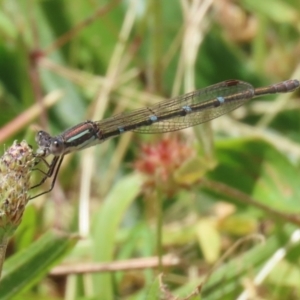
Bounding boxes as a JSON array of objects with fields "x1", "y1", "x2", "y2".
[
  {"x1": 274, "y1": 79, "x2": 300, "y2": 93},
  {"x1": 288, "y1": 79, "x2": 300, "y2": 91}
]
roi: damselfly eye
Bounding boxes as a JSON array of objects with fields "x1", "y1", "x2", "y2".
[
  {"x1": 53, "y1": 141, "x2": 59, "y2": 148},
  {"x1": 49, "y1": 139, "x2": 65, "y2": 155}
]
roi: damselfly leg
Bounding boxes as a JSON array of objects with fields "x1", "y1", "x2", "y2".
[{"x1": 29, "y1": 155, "x2": 64, "y2": 200}]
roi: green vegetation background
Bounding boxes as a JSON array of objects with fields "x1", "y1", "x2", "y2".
[{"x1": 0, "y1": 0, "x2": 300, "y2": 299}]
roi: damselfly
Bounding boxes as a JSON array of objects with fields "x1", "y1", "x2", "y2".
[{"x1": 30, "y1": 79, "x2": 300, "y2": 199}]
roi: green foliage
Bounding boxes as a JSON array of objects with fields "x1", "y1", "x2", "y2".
[
  {"x1": 0, "y1": 0, "x2": 300, "y2": 299},
  {"x1": 0, "y1": 231, "x2": 78, "y2": 299}
]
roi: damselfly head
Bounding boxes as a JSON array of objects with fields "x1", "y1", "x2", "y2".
[
  {"x1": 36, "y1": 131, "x2": 52, "y2": 147},
  {"x1": 34, "y1": 131, "x2": 51, "y2": 156}
]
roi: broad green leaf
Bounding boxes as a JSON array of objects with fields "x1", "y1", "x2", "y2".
[
  {"x1": 14, "y1": 205, "x2": 37, "y2": 251},
  {"x1": 208, "y1": 138, "x2": 300, "y2": 213},
  {"x1": 0, "y1": 11, "x2": 17, "y2": 39},
  {"x1": 145, "y1": 275, "x2": 161, "y2": 300},
  {"x1": 196, "y1": 219, "x2": 221, "y2": 264},
  {"x1": 242, "y1": 0, "x2": 298, "y2": 23},
  {"x1": 219, "y1": 213, "x2": 258, "y2": 236},
  {"x1": 200, "y1": 225, "x2": 298, "y2": 299},
  {"x1": 268, "y1": 260, "x2": 300, "y2": 286},
  {"x1": 174, "y1": 156, "x2": 217, "y2": 185},
  {"x1": 91, "y1": 173, "x2": 143, "y2": 298},
  {"x1": 0, "y1": 231, "x2": 78, "y2": 299}
]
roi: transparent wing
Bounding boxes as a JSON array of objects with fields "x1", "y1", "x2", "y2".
[{"x1": 97, "y1": 80, "x2": 254, "y2": 135}]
